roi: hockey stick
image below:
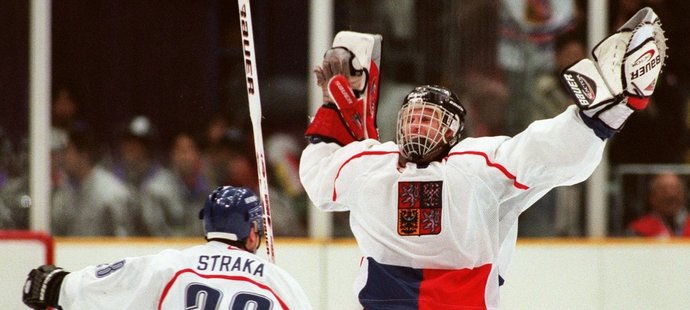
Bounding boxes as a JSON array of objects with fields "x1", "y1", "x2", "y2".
[{"x1": 238, "y1": 0, "x2": 275, "y2": 263}]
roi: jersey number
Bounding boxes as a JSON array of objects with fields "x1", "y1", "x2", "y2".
[
  {"x1": 95, "y1": 260, "x2": 125, "y2": 278},
  {"x1": 185, "y1": 283, "x2": 273, "y2": 310}
]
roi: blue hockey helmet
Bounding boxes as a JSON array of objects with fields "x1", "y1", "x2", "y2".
[{"x1": 199, "y1": 186, "x2": 263, "y2": 242}]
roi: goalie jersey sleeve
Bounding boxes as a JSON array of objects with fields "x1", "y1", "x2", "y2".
[
  {"x1": 299, "y1": 105, "x2": 605, "y2": 309},
  {"x1": 58, "y1": 241, "x2": 312, "y2": 310}
]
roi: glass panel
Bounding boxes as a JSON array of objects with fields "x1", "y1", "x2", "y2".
[{"x1": 0, "y1": 2, "x2": 30, "y2": 230}]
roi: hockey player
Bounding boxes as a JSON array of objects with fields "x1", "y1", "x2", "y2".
[
  {"x1": 22, "y1": 186, "x2": 313, "y2": 309},
  {"x1": 300, "y1": 8, "x2": 666, "y2": 309}
]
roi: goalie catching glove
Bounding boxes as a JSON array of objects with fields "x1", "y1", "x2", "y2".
[
  {"x1": 560, "y1": 7, "x2": 667, "y2": 140},
  {"x1": 305, "y1": 31, "x2": 382, "y2": 145},
  {"x1": 23, "y1": 265, "x2": 69, "y2": 310}
]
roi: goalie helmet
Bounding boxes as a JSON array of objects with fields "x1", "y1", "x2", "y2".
[
  {"x1": 396, "y1": 85, "x2": 466, "y2": 164},
  {"x1": 199, "y1": 186, "x2": 263, "y2": 243}
]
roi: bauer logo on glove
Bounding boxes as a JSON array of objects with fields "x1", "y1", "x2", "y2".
[
  {"x1": 592, "y1": 6, "x2": 667, "y2": 109},
  {"x1": 630, "y1": 47, "x2": 662, "y2": 80},
  {"x1": 623, "y1": 26, "x2": 665, "y2": 109},
  {"x1": 562, "y1": 69, "x2": 598, "y2": 107},
  {"x1": 560, "y1": 6, "x2": 667, "y2": 140}
]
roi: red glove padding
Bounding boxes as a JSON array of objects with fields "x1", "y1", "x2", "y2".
[
  {"x1": 328, "y1": 74, "x2": 366, "y2": 140},
  {"x1": 305, "y1": 103, "x2": 358, "y2": 146}
]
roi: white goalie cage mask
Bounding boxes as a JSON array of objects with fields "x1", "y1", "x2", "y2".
[{"x1": 396, "y1": 85, "x2": 466, "y2": 164}]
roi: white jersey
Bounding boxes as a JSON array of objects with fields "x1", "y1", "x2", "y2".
[
  {"x1": 58, "y1": 241, "x2": 312, "y2": 310},
  {"x1": 300, "y1": 106, "x2": 605, "y2": 309}
]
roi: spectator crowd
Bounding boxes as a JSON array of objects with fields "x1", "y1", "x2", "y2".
[
  {"x1": 0, "y1": 86, "x2": 308, "y2": 237},
  {"x1": 2, "y1": 0, "x2": 690, "y2": 239}
]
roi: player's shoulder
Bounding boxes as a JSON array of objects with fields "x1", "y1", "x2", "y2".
[
  {"x1": 453, "y1": 135, "x2": 510, "y2": 153},
  {"x1": 376, "y1": 140, "x2": 399, "y2": 150},
  {"x1": 341, "y1": 138, "x2": 391, "y2": 151},
  {"x1": 314, "y1": 138, "x2": 398, "y2": 157}
]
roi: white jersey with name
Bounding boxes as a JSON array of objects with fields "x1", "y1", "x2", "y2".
[
  {"x1": 58, "y1": 241, "x2": 312, "y2": 310},
  {"x1": 300, "y1": 106, "x2": 605, "y2": 309}
]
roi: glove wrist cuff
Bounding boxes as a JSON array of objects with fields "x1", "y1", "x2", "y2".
[
  {"x1": 44, "y1": 270, "x2": 68, "y2": 307},
  {"x1": 579, "y1": 110, "x2": 617, "y2": 140}
]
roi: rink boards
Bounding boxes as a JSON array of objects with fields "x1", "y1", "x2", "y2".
[{"x1": 2, "y1": 236, "x2": 690, "y2": 309}]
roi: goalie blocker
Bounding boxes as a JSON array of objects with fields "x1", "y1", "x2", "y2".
[
  {"x1": 306, "y1": 31, "x2": 382, "y2": 145},
  {"x1": 560, "y1": 6, "x2": 667, "y2": 140}
]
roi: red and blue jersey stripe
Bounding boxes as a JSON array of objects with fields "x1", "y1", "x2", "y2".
[{"x1": 359, "y1": 258, "x2": 493, "y2": 309}]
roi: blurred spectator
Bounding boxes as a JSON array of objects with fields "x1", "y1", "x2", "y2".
[
  {"x1": 169, "y1": 131, "x2": 213, "y2": 236},
  {"x1": 51, "y1": 83, "x2": 89, "y2": 156},
  {"x1": 204, "y1": 114, "x2": 231, "y2": 152},
  {"x1": 628, "y1": 172, "x2": 690, "y2": 237},
  {"x1": 0, "y1": 177, "x2": 28, "y2": 229},
  {"x1": 498, "y1": 0, "x2": 578, "y2": 135},
  {"x1": 458, "y1": 73, "x2": 509, "y2": 137},
  {"x1": 52, "y1": 129, "x2": 132, "y2": 236},
  {"x1": 0, "y1": 128, "x2": 12, "y2": 188},
  {"x1": 204, "y1": 128, "x2": 252, "y2": 189},
  {"x1": 51, "y1": 83, "x2": 87, "y2": 133},
  {"x1": 50, "y1": 83, "x2": 89, "y2": 233},
  {"x1": 207, "y1": 129, "x2": 308, "y2": 237},
  {"x1": 224, "y1": 146, "x2": 258, "y2": 190},
  {"x1": 0, "y1": 195, "x2": 12, "y2": 228},
  {"x1": 267, "y1": 133, "x2": 304, "y2": 201},
  {"x1": 50, "y1": 129, "x2": 69, "y2": 186},
  {"x1": 266, "y1": 133, "x2": 308, "y2": 237},
  {"x1": 534, "y1": 29, "x2": 586, "y2": 122},
  {"x1": 49, "y1": 128, "x2": 71, "y2": 232},
  {"x1": 0, "y1": 128, "x2": 29, "y2": 229},
  {"x1": 111, "y1": 115, "x2": 185, "y2": 236}
]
